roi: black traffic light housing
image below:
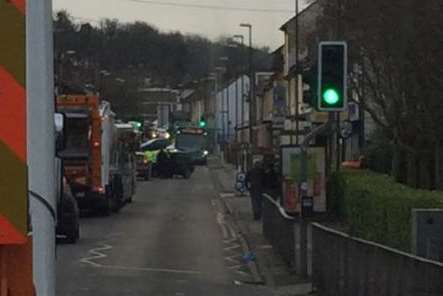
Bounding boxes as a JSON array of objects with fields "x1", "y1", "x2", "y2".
[
  {"x1": 199, "y1": 115, "x2": 207, "y2": 128},
  {"x1": 317, "y1": 42, "x2": 348, "y2": 112}
]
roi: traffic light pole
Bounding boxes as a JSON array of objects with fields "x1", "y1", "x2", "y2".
[{"x1": 298, "y1": 119, "x2": 333, "y2": 276}]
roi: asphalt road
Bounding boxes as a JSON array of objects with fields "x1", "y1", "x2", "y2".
[{"x1": 56, "y1": 166, "x2": 273, "y2": 296}]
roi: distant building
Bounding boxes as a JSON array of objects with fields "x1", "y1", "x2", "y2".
[{"x1": 137, "y1": 87, "x2": 180, "y2": 127}]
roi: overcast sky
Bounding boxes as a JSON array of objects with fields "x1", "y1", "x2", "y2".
[{"x1": 52, "y1": 0, "x2": 307, "y2": 50}]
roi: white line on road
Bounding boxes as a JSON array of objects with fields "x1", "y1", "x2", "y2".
[
  {"x1": 223, "y1": 244, "x2": 241, "y2": 251},
  {"x1": 228, "y1": 264, "x2": 244, "y2": 270},
  {"x1": 226, "y1": 221, "x2": 237, "y2": 239},
  {"x1": 223, "y1": 239, "x2": 237, "y2": 244},
  {"x1": 224, "y1": 255, "x2": 241, "y2": 263},
  {"x1": 103, "y1": 265, "x2": 202, "y2": 275},
  {"x1": 80, "y1": 244, "x2": 113, "y2": 267},
  {"x1": 235, "y1": 270, "x2": 250, "y2": 276},
  {"x1": 216, "y1": 212, "x2": 229, "y2": 239}
]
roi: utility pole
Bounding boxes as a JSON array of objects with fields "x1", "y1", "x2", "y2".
[
  {"x1": 28, "y1": 0, "x2": 57, "y2": 295},
  {"x1": 226, "y1": 82, "x2": 230, "y2": 142},
  {"x1": 240, "y1": 23, "x2": 253, "y2": 169},
  {"x1": 295, "y1": 0, "x2": 300, "y2": 145},
  {"x1": 235, "y1": 78, "x2": 239, "y2": 143},
  {"x1": 233, "y1": 34, "x2": 246, "y2": 171}
]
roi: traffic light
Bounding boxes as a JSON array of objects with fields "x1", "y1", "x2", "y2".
[
  {"x1": 199, "y1": 116, "x2": 207, "y2": 128},
  {"x1": 129, "y1": 121, "x2": 142, "y2": 130},
  {"x1": 318, "y1": 42, "x2": 348, "y2": 111}
]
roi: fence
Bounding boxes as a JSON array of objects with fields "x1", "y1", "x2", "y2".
[
  {"x1": 262, "y1": 193, "x2": 296, "y2": 268},
  {"x1": 312, "y1": 223, "x2": 443, "y2": 296}
]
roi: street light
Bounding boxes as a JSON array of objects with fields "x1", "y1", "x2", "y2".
[
  {"x1": 232, "y1": 34, "x2": 246, "y2": 144},
  {"x1": 212, "y1": 66, "x2": 226, "y2": 153},
  {"x1": 218, "y1": 57, "x2": 230, "y2": 143},
  {"x1": 240, "y1": 23, "x2": 254, "y2": 169},
  {"x1": 99, "y1": 70, "x2": 111, "y2": 97},
  {"x1": 58, "y1": 50, "x2": 77, "y2": 93}
]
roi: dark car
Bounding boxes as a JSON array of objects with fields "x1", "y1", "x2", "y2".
[
  {"x1": 166, "y1": 146, "x2": 195, "y2": 179},
  {"x1": 57, "y1": 177, "x2": 80, "y2": 244}
]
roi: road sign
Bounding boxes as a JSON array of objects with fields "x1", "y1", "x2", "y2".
[{"x1": 0, "y1": 0, "x2": 28, "y2": 243}]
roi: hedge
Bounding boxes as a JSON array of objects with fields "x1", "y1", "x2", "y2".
[{"x1": 329, "y1": 169, "x2": 443, "y2": 251}]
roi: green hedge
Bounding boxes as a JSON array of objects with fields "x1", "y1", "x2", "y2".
[{"x1": 329, "y1": 170, "x2": 443, "y2": 251}]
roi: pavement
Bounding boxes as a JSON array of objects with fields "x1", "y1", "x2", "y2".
[
  {"x1": 57, "y1": 166, "x2": 280, "y2": 296},
  {"x1": 208, "y1": 157, "x2": 314, "y2": 296}
]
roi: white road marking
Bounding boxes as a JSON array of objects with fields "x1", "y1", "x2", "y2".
[
  {"x1": 228, "y1": 264, "x2": 244, "y2": 270},
  {"x1": 224, "y1": 255, "x2": 241, "y2": 263},
  {"x1": 220, "y1": 193, "x2": 236, "y2": 198},
  {"x1": 216, "y1": 212, "x2": 228, "y2": 239},
  {"x1": 235, "y1": 270, "x2": 250, "y2": 276},
  {"x1": 224, "y1": 244, "x2": 241, "y2": 251},
  {"x1": 226, "y1": 222, "x2": 237, "y2": 239},
  {"x1": 103, "y1": 265, "x2": 201, "y2": 275},
  {"x1": 223, "y1": 239, "x2": 237, "y2": 244},
  {"x1": 80, "y1": 244, "x2": 113, "y2": 267},
  {"x1": 259, "y1": 245, "x2": 273, "y2": 249}
]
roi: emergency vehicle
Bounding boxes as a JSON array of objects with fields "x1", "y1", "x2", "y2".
[{"x1": 56, "y1": 95, "x2": 118, "y2": 215}]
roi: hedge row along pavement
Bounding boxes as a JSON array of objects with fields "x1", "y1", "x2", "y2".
[{"x1": 328, "y1": 170, "x2": 443, "y2": 251}]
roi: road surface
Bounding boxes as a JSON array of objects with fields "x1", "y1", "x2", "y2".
[{"x1": 56, "y1": 166, "x2": 273, "y2": 296}]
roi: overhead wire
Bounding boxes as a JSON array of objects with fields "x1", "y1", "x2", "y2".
[{"x1": 126, "y1": 0, "x2": 295, "y2": 14}]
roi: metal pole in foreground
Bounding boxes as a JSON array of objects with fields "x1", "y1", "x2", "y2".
[{"x1": 28, "y1": 0, "x2": 56, "y2": 295}]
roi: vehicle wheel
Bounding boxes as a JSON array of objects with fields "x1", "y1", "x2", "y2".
[
  {"x1": 109, "y1": 175, "x2": 124, "y2": 212},
  {"x1": 101, "y1": 197, "x2": 112, "y2": 216},
  {"x1": 111, "y1": 190, "x2": 122, "y2": 213},
  {"x1": 183, "y1": 168, "x2": 191, "y2": 179},
  {"x1": 66, "y1": 223, "x2": 80, "y2": 244},
  {"x1": 143, "y1": 170, "x2": 150, "y2": 181}
]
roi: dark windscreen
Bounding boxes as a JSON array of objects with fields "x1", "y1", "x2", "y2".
[
  {"x1": 64, "y1": 117, "x2": 90, "y2": 155},
  {"x1": 176, "y1": 134, "x2": 205, "y2": 151}
]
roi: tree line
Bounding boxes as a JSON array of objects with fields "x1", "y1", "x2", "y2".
[{"x1": 54, "y1": 10, "x2": 271, "y2": 116}]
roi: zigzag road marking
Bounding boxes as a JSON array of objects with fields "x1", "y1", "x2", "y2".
[{"x1": 80, "y1": 244, "x2": 113, "y2": 267}]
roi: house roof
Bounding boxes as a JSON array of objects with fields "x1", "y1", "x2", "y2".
[{"x1": 279, "y1": 0, "x2": 320, "y2": 31}]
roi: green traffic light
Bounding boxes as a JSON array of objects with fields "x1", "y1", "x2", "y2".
[
  {"x1": 199, "y1": 121, "x2": 207, "y2": 128},
  {"x1": 322, "y1": 88, "x2": 340, "y2": 105}
]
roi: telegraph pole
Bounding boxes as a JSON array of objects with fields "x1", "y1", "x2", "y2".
[
  {"x1": 295, "y1": 0, "x2": 300, "y2": 145},
  {"x1": 240, "y1": 23, "x2": 253, "y2": 169}
]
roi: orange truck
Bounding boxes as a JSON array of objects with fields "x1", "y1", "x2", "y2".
[{"x1": 56, "y1": 95, "x2": 119, "y2": 215}]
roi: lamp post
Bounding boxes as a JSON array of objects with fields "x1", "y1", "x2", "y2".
[
  {"x1": 214, "y1": 65, "x2": 226, "y2": 154},
  {"x1": 240, "y1": 23, "x2": 254, "y2": 169},
  {"x1": 99, "y1": 70, "x2": 111, "y2": 98},
  {"x1": 232, "y1": 34, "x2": 245, "y2": 134},
  {"x1": 295, "y1": 0, "x2": 300, "y2": 145},
  {"x1": 219, "y1": 56, "x2": 229, "y2": 145},
  {"x1": 57, "y1": 50, "x2": 76, "y2": 94}
]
